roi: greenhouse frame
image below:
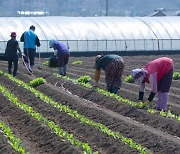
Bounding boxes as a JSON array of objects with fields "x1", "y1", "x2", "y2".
[{"x1": 0, "y1": 16, "x2": 180, "y2": 54}]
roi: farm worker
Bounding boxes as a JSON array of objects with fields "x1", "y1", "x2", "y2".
[
  {"x1": 5, "y1": 32, "x2": 22, "y2": 77},
  {"x1": 20, "y1": 25, "x2": 41, "y2": 73},
  {"x1": 131, "y1": 57, "x2": 174, "y2": 111},
  {"x1": 94, "y1": 54, "x2": 124, "y2": 94},
  {"x1": 49, "y1": 39, "x2": 70, "y2": 76}
]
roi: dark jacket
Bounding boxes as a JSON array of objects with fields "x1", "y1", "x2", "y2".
[{"x1": 5, "y1": 38, "x2": 19, "y2": 61}]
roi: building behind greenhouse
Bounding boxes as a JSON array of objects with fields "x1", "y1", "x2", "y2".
[{"x1": 0, "y1": 16, "x2": 180, "y2": 56}]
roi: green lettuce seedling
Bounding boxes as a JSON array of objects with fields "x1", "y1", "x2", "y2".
[
  {"x1": 72, "y1": 60, "x2": 82, "y2": 65},
  {"x1": 124, "y1": 75, "x2": 134, "y2": 83},
  {"x1": 29, "y1": 77, "x2": 46, "y2": 87},
  {"x1": 173, "y1": 72, "x2": 180, "y2": 80}
]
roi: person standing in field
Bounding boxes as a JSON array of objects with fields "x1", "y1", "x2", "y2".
[
  {"x1": 5, "y1": 32, "x2": 22, "y2": 77},
  {"x1": 131, "y1": 57, "x2": 174, "y2": 111},
  {"x1": 49, "y1": 39, "x2": 70, "y2": 76},
  {"x1": 20, "y1": 25, "x2": 40, "y2": 73},
  {"x1": 94, "y1": 54, "x2": 124, "y2": 94}
]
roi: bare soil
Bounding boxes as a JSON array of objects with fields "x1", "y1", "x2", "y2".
[{"x1": 0, "y1": 54, "x2": 180, "y2": 154}]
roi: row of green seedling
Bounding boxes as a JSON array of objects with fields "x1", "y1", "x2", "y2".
[
  {"x1": 0, "y1": 120, "x2": 26, "y2": 154},
  {"x1": 0, "y1": 70, "x2": 151, "y2": 154},
  {"x1": 0, "y1": 84, "x2": 96, "y2": 154},
  {"x1": 53, "y1": 73, "x2": 180, "y2": 122},
  {"x1": 124, "y1": 72, "x2": 180, "y2": 83}
]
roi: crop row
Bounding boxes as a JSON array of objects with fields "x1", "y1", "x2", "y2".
[
  {"x1": 53, "y1": 73, "x2": 180, "y2": 122},
  {"x1": 0, "y1": 83, "x2": 96, "y2": 154},
  {"x1": 0, "y1": 70, "x2": 151, "y2": 154},
  {"x1": 0, "y1": 120, "x2": 26, "y2": 153}
]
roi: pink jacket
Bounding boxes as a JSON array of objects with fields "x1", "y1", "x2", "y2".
[{"x1": 144, "y1": 57, "x2": 173, "y2": 93}]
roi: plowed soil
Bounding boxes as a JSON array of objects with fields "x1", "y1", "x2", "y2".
[{"x1": 0, "y1": 54, "x2": 180, "y2": 154}]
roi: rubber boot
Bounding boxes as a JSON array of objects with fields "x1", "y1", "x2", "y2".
[
  {"x1": 58, "y1": 67, "x2": 64, "y2": 76},
  {"x1": 111, "y1": 87, "x2": 119, "y2": 94},
  {"x1": 30, "y1": 65, "x2": 34, "y2": 73},
  {"x1": 158, "y1": 92, "x2": 168, "y2": 111},
  {"x1": 156, "y1": 92, "x2": 162, "y2": 110},
  {"x1": 8, "y1": 69, "x2": 12, "y2": 75}
]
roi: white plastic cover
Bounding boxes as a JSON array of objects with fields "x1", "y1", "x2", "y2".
[{"x1": 0, "y1": 16, "x2": 180, "y2": 52}]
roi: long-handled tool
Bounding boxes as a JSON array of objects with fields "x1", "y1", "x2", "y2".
[{"x1": 21, "y1": 53, "x2": 35, "y2": 77}]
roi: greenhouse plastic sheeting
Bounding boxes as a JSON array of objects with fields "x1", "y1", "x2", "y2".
[{"x1": 0, "y1": 16, "x2": 180, "y2": 53}]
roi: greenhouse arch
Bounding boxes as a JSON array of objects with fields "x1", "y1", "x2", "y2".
[{"x1": 0, "y1": 16, "x2": 180, "y2": 53}]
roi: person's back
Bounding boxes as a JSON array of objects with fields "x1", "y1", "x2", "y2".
[
  {"x1": 23, "y1": 30, "x2": 37, "y2": 49},
  {"x1": 144, "y1": 57, "x2": 174, "y2": 82},
  {"x1": 20, "y1": 25, "x2": 40, "y2": 74},
  {"x1": 55, "y1": 41, "x2": 69, "y2": 55},
  {"x1": 20, "y1": 25, "x2": 40, "y2": 49},
  {"x1": 96, "y1": 54, "x2": 122, "y2": 70},
  {"x1": 5, "y1": 32, "x2": 21, "y2": 77},
  {"x1": 6, "y1": 39, "x2": 18, "y2": 59}
]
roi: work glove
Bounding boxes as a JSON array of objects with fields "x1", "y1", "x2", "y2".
[{"x1": 54, "y1": 50, "x2": 58, "y2": 56}]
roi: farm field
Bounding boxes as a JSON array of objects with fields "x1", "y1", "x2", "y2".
[{"x1": 0, "y1": 54, "x2": 180, "y2": 154}]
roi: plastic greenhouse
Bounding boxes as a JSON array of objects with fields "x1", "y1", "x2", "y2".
[{"x1": 0, "y1": 16, "x2": 180, "y2": 53}]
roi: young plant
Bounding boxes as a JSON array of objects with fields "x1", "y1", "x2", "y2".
[
  {"x1": 29, "y1": 77, "x2": 46, "y2": 87},
  {"x1": 72, "y1": 60, "x2": 82, "y2": 65},
  {"x1": 1, "y1": 71, "x2": 151, "y2": 154},
  {"x1": 0, "y1": 121, "x2": 26, "y2": 153},
  {"x1": 124, "y1": 75, "x2": 134, "y2": 83},
  {"x1": 0, "y1": 84, "x2": 95, "y2": 154},
  {"x1": 52, "y1": 72, "x2": 180, "y2": 123},
  {"x1": 76, "y1": 75, "x2": 91, "y2": 84},
  {"x1": 173, "y1": 72, "x2": 180, "y2": 80},
  {"x1": 42, "y1": 61, "x2": 49, "y2": 66}
]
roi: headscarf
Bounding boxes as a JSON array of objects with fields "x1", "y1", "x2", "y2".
[
  {"x1": 94, "y1": 55, "x2": 103, "y2": 68},
  {"x1": 131, "y1": 68, "x2": 147, "y2": 84},
  {"x1": 49, "y1": 39, "x2": 56, "y2": 48},
  {"x1": 10, "y1": 32, "x2": 16, "y2": 38},
  {"x1": 95, "y1": 55, "x2": 102, "y2": 63}
]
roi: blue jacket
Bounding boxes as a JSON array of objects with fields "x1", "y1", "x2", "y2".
[{"x1": 20, "y1": 30, "x2": 40, "y2": 49}]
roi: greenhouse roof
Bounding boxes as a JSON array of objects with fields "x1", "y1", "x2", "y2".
[
  {"x1": 0, "y1": 16, "x2": 180, "y2": 41},
  {"x1": 0, "y1": 16, "x2": 180, "y2": 52}
]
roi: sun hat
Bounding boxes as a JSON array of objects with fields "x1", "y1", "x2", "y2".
[{"x1": 49, "y1": 39, "x2": 56, "y2": 48}]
